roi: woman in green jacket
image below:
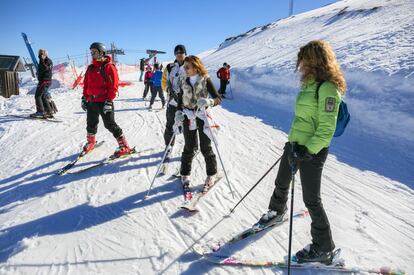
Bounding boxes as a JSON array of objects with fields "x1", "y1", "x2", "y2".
[{"x1": 257, "y1": 40, "x2": 347, "y2": 264}]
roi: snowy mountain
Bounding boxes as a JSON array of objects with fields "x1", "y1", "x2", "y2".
[{"x1": 0, "y1": 0, "x2": 413, "y2": 274}]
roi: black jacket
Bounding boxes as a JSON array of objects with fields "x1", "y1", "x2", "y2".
[{"x1": 38, "y1": 57, "x2": 53, "y2": 81}]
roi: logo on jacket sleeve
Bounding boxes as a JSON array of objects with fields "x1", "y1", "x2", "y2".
[{"x1": 325, "y1": 97, "x2": 336, "y2": 112}]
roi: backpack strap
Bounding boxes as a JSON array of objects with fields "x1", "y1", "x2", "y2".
[
  {"x1": 315, "y1": 81, "x2": 325, "y2": 100},
  {"x1": 100, "y1": 63, "x2": 110, "y2": 83}
]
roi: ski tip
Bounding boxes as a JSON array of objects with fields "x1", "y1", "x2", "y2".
[{"x1": 180, "y1": 206, "x2": 199, "y2": 213}]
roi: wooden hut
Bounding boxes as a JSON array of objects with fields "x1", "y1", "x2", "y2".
[{"x1": 0, "y1": 55, "x2": 26, "y2": 98}]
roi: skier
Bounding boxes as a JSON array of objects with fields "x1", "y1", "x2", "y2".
[
  {"x1": 30, "y1": 49, "x2": 58, "y2": 118},
  {"x1": 161, "y1": 44, "x2": 187, "y2": 158},
  {"x1": 175, "y1": 55, "x2": 222, "y2": 189},
  {"x1": 139, "y1": 58, "x2": 145, "y2": 82},
  {"x1": 81, "y1": 42, "x2": 132, "y2": 157},
  {"x1": 216, "y1": 62, "x2": 230, "y2": 98},
  {"x1": 149, "y1": 63, "x2": 166, "y2": 109},
  {"x1": 143, "y1": 66, "x2": 153, "y2": 100},
  {"x1": 257, "y1": 40, "x2": 346, "y2": 264}
]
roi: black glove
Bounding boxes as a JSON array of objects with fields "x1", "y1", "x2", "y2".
[
  {"x1": 227, "y1": 80, "x2": 230, "y2": 84},
  {"x1": 103, "y1": 100, "x2": 113, "y2": 114},
  {"x1": 81, "y1": 96, "x2": 88, "y2": 111},
  {"x1": 288, "y1": 144, "x2": 313, "y2": 168}
]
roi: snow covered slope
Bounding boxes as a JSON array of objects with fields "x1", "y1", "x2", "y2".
[
  {"x1": 202, "y1": 0, "x2": 414, "y2": 186},
  {"x1": 0, "y1": 0, "x2": 413, "y2": 274}
]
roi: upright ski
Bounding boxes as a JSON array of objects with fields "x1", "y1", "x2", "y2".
[
  {"x1": 193, "y1": 210, "x2": 309, "y2": 256},
  {"x1": 21, "y1": 32, "x2": 39, "y2": 71},
  {"x1": 56, "y1": 141, "x2": 105, "y2": 175}
]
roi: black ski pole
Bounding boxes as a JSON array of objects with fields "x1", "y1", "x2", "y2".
[
  {"x1": 228, "y1": 156, "x2": 282, "y2": 214},
  {"x1": 229, "y1": 82, "x2": 234, "y2": 99},
  {"x1": 287, "y1": 143, "x2": 297, "y2": 275}
]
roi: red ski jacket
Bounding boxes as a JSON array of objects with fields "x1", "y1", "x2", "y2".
[
  {"x1": 216, "y1": 67, "x2": 230, "y2": 81},
  {"x1": 83, "y1": 55, "x2": 119, "y2": 102}
]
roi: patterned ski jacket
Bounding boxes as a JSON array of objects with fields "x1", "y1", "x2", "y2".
[{"x1": 178, "y1": 75, "x2": 221, "y2": 110}]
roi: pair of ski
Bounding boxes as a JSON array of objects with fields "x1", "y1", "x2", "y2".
[
  {"x1": 193, "y1": 209, "x2": 404, "y2": 274},
  {"x1": 7, "y1": 114, "x2": 63, "y2": 123},
  {"x1": 179, "y1": 175, "x2": 223, "y2": 212},
  {"x1": 57, "y1": 141, "x2": 137, "y2": 175}
]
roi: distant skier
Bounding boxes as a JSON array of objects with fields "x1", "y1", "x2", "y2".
[
  {"x1": 30, "y1": 49, "x2": 58, "y2": 118},
  {"x1": 175, "y1": 55, "x2": 222, "y2": 189},
  {"x1": 161, "y1": 44, "x2": 187, "y2": 157},
  {"x1": 139, "y1": 58, "x2": 145, "y2": 82},
  {"x1": 143, "y1": 66, "x2": 153, "y2": 100},
  {"x1": 256, "y1": 40, "x2": 346, "y2": 264},
  {"x1": 216, "y1": 62, "x2": 230, "y2": 98},
  {"x1": 81, "y1": 42, "x2": 132, "y2": 157},
  {"x1": 149, "y1": 63, "x2": 166, "y2": 109}
]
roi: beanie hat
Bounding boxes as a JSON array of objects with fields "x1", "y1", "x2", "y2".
[{"x1": 174, "y1": 44, "x2": 187, "y2": 55}]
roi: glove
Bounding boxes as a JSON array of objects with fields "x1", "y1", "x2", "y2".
[
  {"x1": 174, "y1": 110, "x2": 185, "y2": 123},
  {"x1": 197, "y1": 98, "x2": 214, "y2": 109},
  {"x1": 103, "y1": 100, "x2": 113, "y2": 114},
  {"x1": 227, "y1": 80, "x2": 230, "y2": 84},
  {"x1": 173, "y1": 122, "x2": 183, "y2": 135},
  {"x1": 288, "y1": 144, "x2": 313, "y2": 168},
  {"x1": 81, "y1": 96, "x2": 88, "y2": 111}
]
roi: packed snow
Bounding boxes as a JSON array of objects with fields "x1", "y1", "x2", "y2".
[{"x1": 0, "y1": 0, "x2": 413, "y2": 274}]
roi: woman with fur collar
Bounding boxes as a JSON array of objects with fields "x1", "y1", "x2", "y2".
[{"x1": 175, "y1": 55, "x2": 222, "y2": 190}]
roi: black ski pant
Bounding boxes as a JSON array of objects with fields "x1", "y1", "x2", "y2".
[
  {"x1": 150, "y1": 86, "x2": 166, "y2": 106},
  {"x1": 35, "y1": 80, "x2": 52, "y2": 113},
  {"x1": 268, "y1": 142, "x2": 335, "y2": 252},
  {"x1": 143, "y1": 82, "x2": 152, "y2": 98},
  {"x1": 86, "y1": 101, "x2": 123, "y2": 138},
  {"x1": 219, "y1": 79, "x2": 228, "y2": 95},
  {"x1": 180, "y1": 117, "x2": 217, "y2": 177},
  {"x1": 164, "y1": 104, "x2": 177, "y2": 147}
]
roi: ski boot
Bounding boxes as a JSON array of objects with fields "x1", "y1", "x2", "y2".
[
  {"x1": 203, "y1": 174, "x2": 217, "y2": 193},
  {"x1": 83, "y1": 134, "x2": 96, "y2": 154},
  {"x1": 256, "y1": 206, "x2": 287, "y2": 227},
  {"x1": 295, "y1": 244, "x2": 334, "y2": 265},
  {"x1": 114, "y1": 135, "x2": 132, "y2": 157},
  {"x1": 30, "y1": 111, "x2": 46, "y2": 118}
]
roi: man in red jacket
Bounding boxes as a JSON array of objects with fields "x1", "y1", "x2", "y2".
[
  {"x1": 216, "y1": 62, "x2": 230, "y2": 98},
  {"x1": 81, "y1": 42, "x2": 131, "y2": 157}
]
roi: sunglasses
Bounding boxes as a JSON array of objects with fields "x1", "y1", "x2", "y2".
[{"x1": 175, "y1": 52, "x2": 185, "y2": 55}]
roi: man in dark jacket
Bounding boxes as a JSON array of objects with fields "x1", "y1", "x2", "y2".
[
  {"x1": 216, "y1": 62, "x2": 230, "y2": 98},
  {"x1": 161, "y1": 44, "x2": 187, "y2": 159},
  {"x1": 30, "y1": 49, "x2": 57, "y2": 118}
]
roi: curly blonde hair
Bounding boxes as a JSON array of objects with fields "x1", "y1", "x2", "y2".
[
  {"x1": 184, "y1": 55, "x2": 208, "y2": 77},
  {"x1": 296, "y1": 40, "x2": 347, "y2": 94}
]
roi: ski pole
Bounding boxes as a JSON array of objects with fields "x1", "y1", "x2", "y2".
[
  {"x1": 145, "y1": 133, "x2": 175, "y2": 198},
  {"x1": 287, "y1": 143, "x2": 297, "y2": 275},
  {"x1": 202, "y1": 108, "x2": 236, "y2": 199},
  {"x1": 229, "y1": 156, "x2": 282, "y2": 214},
  {"x1": 229, "y1": 82, "x2": 234, "y2": 99}
]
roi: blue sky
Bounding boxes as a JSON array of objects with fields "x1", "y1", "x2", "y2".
[{"x1": 1, "y1": 0, "x2": 336, "y2": 65}]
